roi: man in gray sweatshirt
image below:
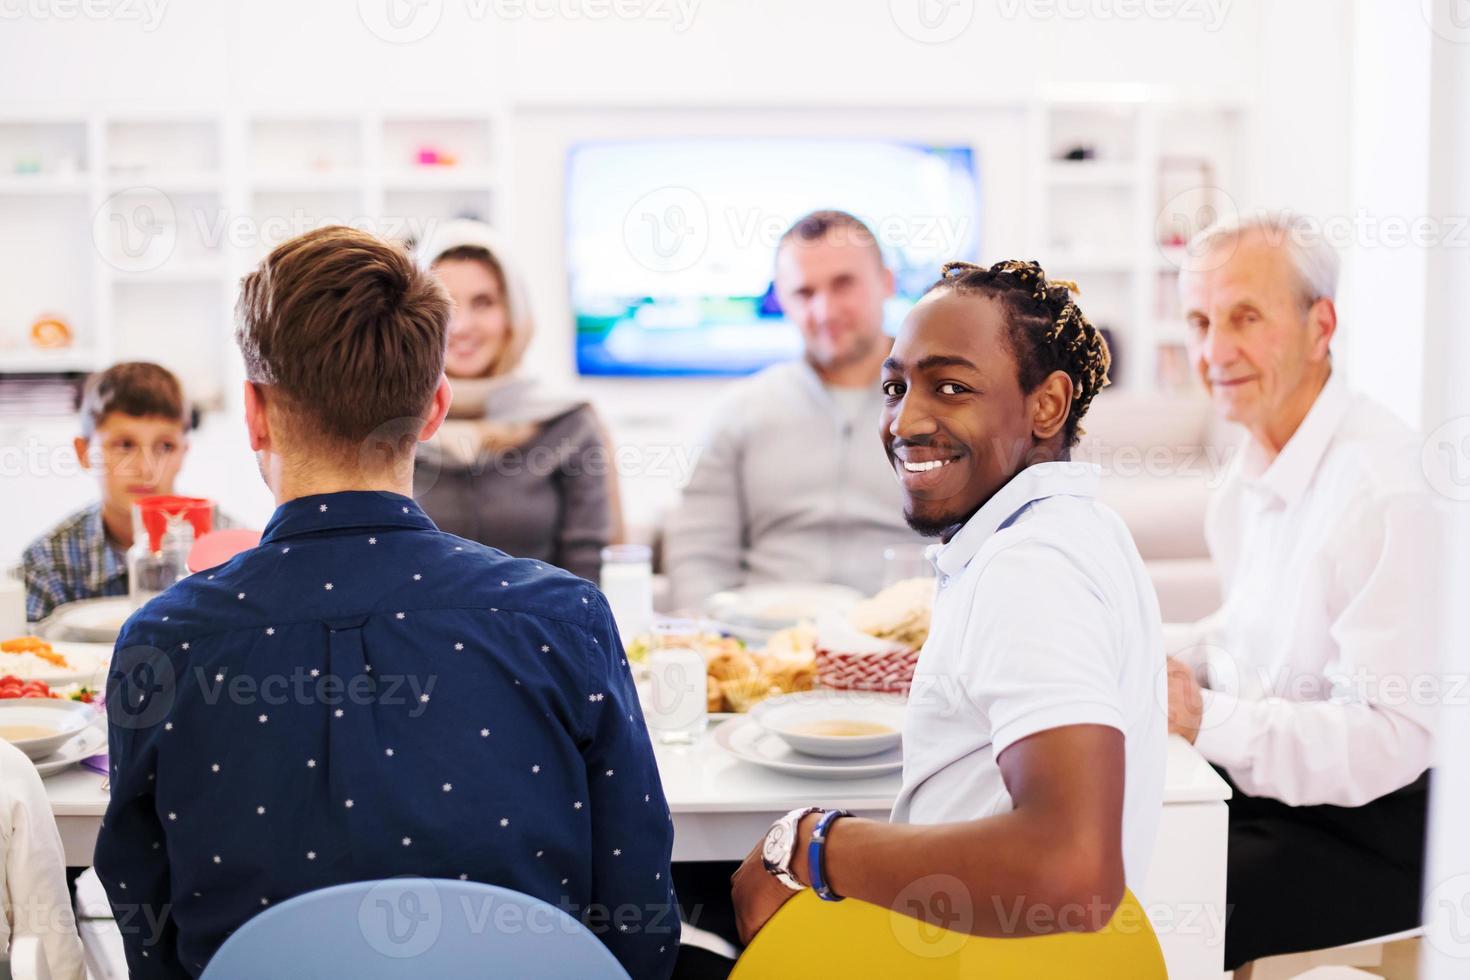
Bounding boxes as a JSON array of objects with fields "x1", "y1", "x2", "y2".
[{"x1": 666, "y1": 211, "x2": 924, "y2": 611}]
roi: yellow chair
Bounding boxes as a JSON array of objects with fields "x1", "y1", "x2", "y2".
[{"x1": 730, "y1": 889, "x2": 1166, "y2": 979}]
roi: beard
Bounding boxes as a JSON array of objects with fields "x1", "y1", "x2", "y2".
[{"x1": 903, "y1": 507, "x2": 966, "y2": 538}]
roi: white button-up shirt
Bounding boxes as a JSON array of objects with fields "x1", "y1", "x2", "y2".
[
  {"x1": 892, "y1": 461, "x2": 1167, "y2": 890},
  {"x1": 0, "y1": 740, "x2": 85, "y2": 980},
  {"x1": 1185, "y1": 371, "x2": 1443, "y2": 807}
]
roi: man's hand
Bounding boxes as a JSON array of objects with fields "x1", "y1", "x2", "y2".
[
  {"x1": 731, "y1": 812, "x2": 819, "y2": 946},
  {"x1": 1166, "y1": 657, "x2": 1204, "y2": 743}
]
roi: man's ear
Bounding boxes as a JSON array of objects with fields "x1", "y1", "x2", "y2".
[
  {"x1": 1031, "y1": 370, "x2": 1074, "y2": 444},
  {"x1": 242, "y1": 381, "x2": 271, "y2": 453},
  {"x1": 73, "y1": 436, "x2": 91, "y2": 472},
  {"x1": 1307, "y1": 297, "x2": 1337, "y2": 362},
  {"x1": 417, "y1": 375, "x2": 453, "y2": 443}
]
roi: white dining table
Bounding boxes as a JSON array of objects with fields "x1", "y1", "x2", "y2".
[{"x1": 44, "y1": 726, "x2": 1229, "y2": 978}]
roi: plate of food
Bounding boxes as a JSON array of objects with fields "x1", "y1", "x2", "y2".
[
  {"x1": 33, "y1": 722, "x2": 107, "y2": 778},
  {"x1": 0, "y1": 699, "x2": 99, "y2": 761},
  {"x1": 749, "y1": 690, "x2": 906, "y2": 759},
  {"x1": 628, "y1": 622, "x2": 820, "y2": 717},
  {"x1": 1, "y1": 636, "x2": 110, "y2": 688},
  {"x1": 714, "y1": 715, "x2": 903, "y2": 780},
  {"x1": 44, "y1": 597, "x2": 134, "y2": 644}
]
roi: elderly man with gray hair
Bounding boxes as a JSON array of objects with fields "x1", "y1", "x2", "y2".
[{"x1": 1165, "y1": 212, "x2": 1444, "y2": 969}]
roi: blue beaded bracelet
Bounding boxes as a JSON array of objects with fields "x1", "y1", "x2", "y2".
[{"x1": 808, "y1": 808, "x2": 851, "y2": 902}]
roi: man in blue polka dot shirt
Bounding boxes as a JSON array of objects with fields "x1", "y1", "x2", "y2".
[{"x1": 95, "y1": 226, "x2": 678, "y2": 979}]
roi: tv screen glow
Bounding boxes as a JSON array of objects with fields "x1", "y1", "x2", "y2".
[{"x1": 565, "y1": 138, "x2": 981, "y2": 377}]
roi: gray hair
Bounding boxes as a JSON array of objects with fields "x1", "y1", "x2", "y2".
[{"x1": 1181, "y1": 211, "x2": 1340, "y2": 307}]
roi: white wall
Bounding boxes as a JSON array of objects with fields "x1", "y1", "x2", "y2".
[
  {"x1": 0, "y1": 0, "x2": 1367, "y2": 548},
  {"x1": 1420, "y1": 1, "x2": 1470, "y2": 975}
]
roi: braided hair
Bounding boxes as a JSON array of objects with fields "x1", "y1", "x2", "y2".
[{"x1": 928, "y1": 259, "x2": 1111, "y2": 448}]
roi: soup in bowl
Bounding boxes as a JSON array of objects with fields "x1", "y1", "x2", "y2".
[
  {"x1": 0, "y1": 699, "x2": 95, "y2": 760},
  {"x1": 750, "y1": 690, "x2": 906, "y2": 759}
]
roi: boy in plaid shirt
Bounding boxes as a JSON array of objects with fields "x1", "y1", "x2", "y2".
[{"x1": 22, "y1": 362, "x2": 211, "y2": 622}]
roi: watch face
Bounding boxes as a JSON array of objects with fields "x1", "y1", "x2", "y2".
[{"x1": 763, "y1": 823, "x2": 789, "y2": 864}]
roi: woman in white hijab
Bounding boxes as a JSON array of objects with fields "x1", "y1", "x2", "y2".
[{"x1": 413, "y1": 219, "x2": 620, "y2": 581}]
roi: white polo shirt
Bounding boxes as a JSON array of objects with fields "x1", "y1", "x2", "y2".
[{"x1": 891, "y1": 461, "x2": 1167, "y2": 890}]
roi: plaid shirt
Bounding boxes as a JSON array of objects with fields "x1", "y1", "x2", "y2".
[
  {"x1": 22, "y1": 504, "x2": 238, "y2": 623},
  {"x1": 22, "y1": 503, "x2": 128, "y2": 623}
]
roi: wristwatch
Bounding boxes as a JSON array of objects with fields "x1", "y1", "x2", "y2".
[{"x1": 762, "y1": 806, "x2": 821, "y2": 891}]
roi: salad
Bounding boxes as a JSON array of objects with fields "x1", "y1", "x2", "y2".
[{"x1": 0, "y1": 674, "x2": 98, "y2": 703}]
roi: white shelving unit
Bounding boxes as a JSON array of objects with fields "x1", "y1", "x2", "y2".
[
  {"x1": 1033, "y1": 95, "x2": 1242, "y2": 393},
  {"x1": 0, "y1": 98, "x2": 1230, "y2": 405},
  {"x1": 0, "y1": 109, "x2": 507, "y2": 411}
]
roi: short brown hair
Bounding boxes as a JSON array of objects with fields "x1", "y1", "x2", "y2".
[
  {"x1": 78, "y1": 362, "x2": 190, "y2": 439},
  {"x1": 235, "y1": 226, "x2": 450, "y2": 458},
  {"x1": 777, "y1": 209, "x2": 883, "y2": 264}
]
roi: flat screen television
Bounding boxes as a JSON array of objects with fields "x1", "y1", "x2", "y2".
[{"x1": 565, "y1": 138, "x2": 980, "y2": 377}]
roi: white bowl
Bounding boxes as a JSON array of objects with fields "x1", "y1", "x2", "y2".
[
  {"x1": 749, "y1": 690, "x2": 906, "y2": 759},
  {"x1": 0, "y1": 699, "x2": 97, "y2": 760}
]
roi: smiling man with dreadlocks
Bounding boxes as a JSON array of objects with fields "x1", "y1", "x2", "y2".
[{"x1": 732, "y1": 259, "x2": 1167, "y2": 948}]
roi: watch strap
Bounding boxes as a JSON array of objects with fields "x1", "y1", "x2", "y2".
[{"x1": 809, "y1": 808, "x2": 851, "y2": 902}]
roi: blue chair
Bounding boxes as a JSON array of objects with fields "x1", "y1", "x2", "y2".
[{"x1": 201, "y1": 878, "x2": 630, "y2": 979}]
